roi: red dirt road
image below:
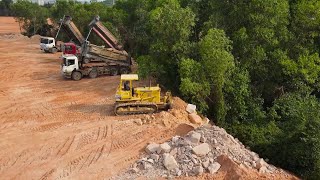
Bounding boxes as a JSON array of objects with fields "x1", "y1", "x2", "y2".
[{"x1": 0, "y1": 17, "x2": 194, "y2": 179}]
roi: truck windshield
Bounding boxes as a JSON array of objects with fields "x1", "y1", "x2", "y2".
[
  {"x1": 40, "y1": 38, "x2": 49, "y2": 44},
  {"x1": 67, "y1": 59, "x2": 75, "y2": 66},
  {"x1": 65, "y1": 45, "x2": 73, "y2": 51}
]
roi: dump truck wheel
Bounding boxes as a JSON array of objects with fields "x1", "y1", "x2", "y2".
[
  {"x1": 110, "y1": 67, "x2": 118, "y2": 76},
  {"x1": 89, "y1": 70, "x2": 98, "y2": 78},
  {"x1": 71, "y1": 71, "x2": 82, "y2": 81},
  {"x1": 51, "y1": 48, "x2": 57, "y2": 54},
  {"x1": 120, "y1": 67, "x2": 129, "y2": 74},
  {"x1": 44, "y1": 49, "x2": 49, "y2": 53}
]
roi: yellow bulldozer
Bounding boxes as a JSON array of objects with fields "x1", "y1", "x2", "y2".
[{"x1": 114, "y1": 74, "x2": 172, "y2": 115}]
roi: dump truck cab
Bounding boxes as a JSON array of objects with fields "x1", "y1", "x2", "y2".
[
  {"x1": 63, "y1": 42, "x2": 80, "y2": 55},
  {"x1": 61, "y1": 54, "x2": 80, "y2": 78},
  {"x1": 40, "y1": 37, "x2": 57, "y2": 53}
]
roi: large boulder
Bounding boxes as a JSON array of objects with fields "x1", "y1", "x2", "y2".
[
  {"x1": 186, "y1": 104, "x2": 197, "y2": 114},
  {"x1": 188, "y1": 113, "x2": 202, "y2": 124},
  {"x1": 145, "y1": 143, "x2": 160, "y2": 154},
  {"x1": 208, "y1": 162, "x2": 221, "y2": 174},
  {"x1": 188, "y1": 131, "x2": 201, "y2": 144},
  {"x1": 160, "y1": 142, "x2": 171, "y2": 153},
  {"x1": 163, "y1": 153, "x2": 179, "y2": 170},
  {"x1": 192, "y1": 143, "x2": 211, "y2": 156}
]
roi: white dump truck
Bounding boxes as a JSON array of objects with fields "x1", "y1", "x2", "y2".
[
  {"x1": 61, "y1": 54, "x2": 131, "y2": 81},
  {"x1": 40, "y1": 37, "x2": 62, "y2": 53}
]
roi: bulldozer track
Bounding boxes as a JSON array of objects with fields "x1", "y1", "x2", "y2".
[{"x1": 114, "y1": 102, "x2": 158, "y2": 115}]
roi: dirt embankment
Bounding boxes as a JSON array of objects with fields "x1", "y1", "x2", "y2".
[
  {"x1": 0, "y1": 17, "x2": 299, "y2": 180},
  {"x1": 0, "y1": 17, "x2": 21, "y2": 34}
]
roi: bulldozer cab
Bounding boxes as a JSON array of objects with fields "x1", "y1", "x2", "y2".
[{"x1": 117, "y1": 74, "x2": 138, "y2": 100}]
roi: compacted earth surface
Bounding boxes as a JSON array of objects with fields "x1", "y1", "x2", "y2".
[{"x1": 0, "y1": 17, "x2": 299, "y2": 180}]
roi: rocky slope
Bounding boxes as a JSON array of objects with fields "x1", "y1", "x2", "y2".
[{"x1": 114, "y1": 113, "x2": 299, "y2": 180}]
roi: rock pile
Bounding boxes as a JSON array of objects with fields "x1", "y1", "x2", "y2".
[
  {"x1": 122, "y1": 125, "x2": 279, "y2": 179},
  {"x1": 0, "y1": 33, "x2": 29, "y2": 40}
]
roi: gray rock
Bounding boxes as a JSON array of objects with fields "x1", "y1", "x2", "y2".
[
  {"x1": 191, "y1": 157, "x2": 198, "y2": 164},
  {"x1": 147, "y1": 158, "x2": 154, "y2": 164},
  {"x1": 169, "y1": 147, "x2": 178, "y2": 156},
  {"x1": 213, "y1": 138, "x2": 218, "y2": 144},
  {"x1": 160, "y1": 142, "x2": 171, "y2": 153},
  {"x1": 188, "y1": 131, "x2": 201, "y2": 144},
  {"x1": 202, "y1": 159, "x2": 210, "y2": 168},
  {"x1": 145, "y1": 143, "x2": 160, "y2": 154},
  {"x1": 176, "y1": 169, "x2": 182, "y2": 177},
  {"x1": 193, "y1": 166, "x2": 204, "y2": 175},
  {"x1": 186, "y1": 104, "x2": 197, "y2": 114},
  {"x1": 181, "y1": 164, "x2": 189, "y2": 171},
  {"x1": 200, "y1": 136, "x2": 206, "y2": 143},
  {"x1": 150, "y1": 154, "x2": 160, "y2": 162},
  {"x1": 162, "y1": 174, "x2": 168, "y2": 178},
  {"x1": 256, "y1": 158, "x2": 266, "y2": 170},
  {"x1": 185, "y1": 145, "x2": 193, "y2": 151},
  {"x1": 143, "y1": 161, "x2": 153, "y2": 170},
  {"x1": 128, "y1": 167, "x2": 140, "y2": 173},
  {"x1": 259, "y1": 166, "x2": 269, "y2": 174},
  {"x1": 172, "y1": 136, "x2": 180, "y2": 143},
  {"x1": 208, "y1": 162, "x2": 221, "y2": 174},
  {"x1": 192, "y1": 143, "x2": 211, "y2": 156},
  {"x1": 163, "y1": 153, "x2": 179, "y2": 170},
  {"x1": 251, "y1": 161, "x2": 257, "y2": 168}
]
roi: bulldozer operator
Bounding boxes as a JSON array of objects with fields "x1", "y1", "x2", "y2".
[
  {"x1": 124, "y1": 81, "x2": 130, "y2": 91},
  {"x1": 123, "y1": 80, "x2": 135, "y2": 96}
]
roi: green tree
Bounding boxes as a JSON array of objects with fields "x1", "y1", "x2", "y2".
[
  {"x1": 288, "y1": 0, "x2": 320, "y2": 57},
  {"x1": 199, "y1": 28, "x2": 234, "y2": 123},
  {"x1": 11, "y1": 0, "x2": 49, "y2": 36},
  {"x1": 138, "y1": 0, "x2": 195, "y2": 89},
  {"x1": 268, "y1": 93, "x2": 320, "y2": 179},
  {"x1": 0, "y1": 0, "x2": 13, "y2": 15},
  {"x1": 179, "y1": 58, "x2": 210, "y2": 112}
]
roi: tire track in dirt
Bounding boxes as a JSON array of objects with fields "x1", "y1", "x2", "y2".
[
  {"x1": 36, "y1": 123, "x2": 114, "y2": 180},
  {"x1": 32, "y1": 122, "x2": 65, "y2": 132},
  {"x1": 56, "y1": 136, "x2": 76, "y2": 157}
]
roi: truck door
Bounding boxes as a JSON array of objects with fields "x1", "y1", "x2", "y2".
[{"x1": 49, "y1": 39, "x2": 54, "y2": 48}]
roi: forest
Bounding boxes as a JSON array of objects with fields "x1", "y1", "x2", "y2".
[{"x1": 7, "y1": 0, "x2": 320, "y2": 179}]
